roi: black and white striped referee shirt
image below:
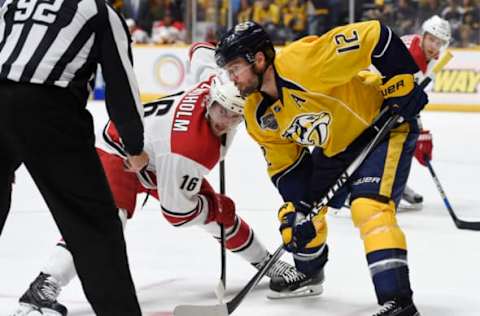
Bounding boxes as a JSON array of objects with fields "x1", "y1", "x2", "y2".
[{"x1": 0, "y1": 0, "x2": 144, "y2": 155}]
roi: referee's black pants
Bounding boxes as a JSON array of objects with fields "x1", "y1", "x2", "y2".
[{"x1": 0, "y1": 81, "x2": 142, "y2": 316}]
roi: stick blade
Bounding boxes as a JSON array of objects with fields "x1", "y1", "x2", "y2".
[
  {"x1": 173, "y1": 304, "x2": 229, "y2": 316},
  {"x1": 215, "y1": 281, "x2": 226, "y2": 303},
  {"x1": 456, "y1": 220, "x2": 480, "y2": 231}
]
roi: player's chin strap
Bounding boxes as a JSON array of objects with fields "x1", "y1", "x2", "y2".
[{"x1": 172, "y1": 51, "x2": 453, "y2": 316}]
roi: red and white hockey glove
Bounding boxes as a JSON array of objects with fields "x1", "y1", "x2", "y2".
[
  {"x1": 414, "y1": 129, "x2": 433, "y2": 166},
  {"x1": 201, "y1": 181, "x2": 236, "y2": 227}
]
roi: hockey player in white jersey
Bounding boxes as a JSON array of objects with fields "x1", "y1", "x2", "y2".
[
  {"x1": 400, "y1": 15, "x2": 451, "y2": 210},
  {"x1": 12, "y1": 44, "x2": 304, "y2": 316}
]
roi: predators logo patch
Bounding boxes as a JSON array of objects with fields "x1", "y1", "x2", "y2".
[{"x1": 282, "y1": 112, "x2": 331, "y2": 146}]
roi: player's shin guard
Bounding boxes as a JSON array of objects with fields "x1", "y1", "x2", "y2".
[
  {"x1": 203, "y1": 215, "x2": 268, "y2": 264},
  {"x1": 41, "y1": 242, "x2": 76, "y2": 287},
  {"x1": 293, "y1": 243, "x2": 328, "y2": 277},
  {"x1": 368, "y1": 249, "x2": 413, "y2": 305},
  {"x1": 351, "y1": 197, "x2": 413, "y2": 304},
  {"x1": 204, "y1": 214, "x2": 305, "y2": 293}
]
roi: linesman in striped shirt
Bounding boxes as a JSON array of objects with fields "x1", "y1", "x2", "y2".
[{"x1": 0, "y1": 0, "x2": 148, "y2": 315}]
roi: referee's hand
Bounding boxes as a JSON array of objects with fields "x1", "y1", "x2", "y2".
[{"x1": 125, "y1": 151, "x2": 149, "y2": 173}]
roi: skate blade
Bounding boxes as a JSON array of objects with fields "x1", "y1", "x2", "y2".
[
  {"x1": 173, "y1": 303, "x2": 228, "y2": 316},
  {"x1": 266, "y1": 284, "x2": 323, "y2": 300},
  {"x1": 397, "y1": 202, "x2": 423, "y2": 212}
]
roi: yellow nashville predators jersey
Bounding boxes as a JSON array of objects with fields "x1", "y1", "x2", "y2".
[{"x1": 244, "y1": 20, "x2": 386, "y2": 178}]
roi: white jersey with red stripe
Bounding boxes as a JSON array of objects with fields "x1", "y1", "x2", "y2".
[
  {"x1": 51, "y1": 43, "x2": 282, "y2": 276},
  {"x1": 97, "y1": 77, "x2": 235, "y2": 226}
]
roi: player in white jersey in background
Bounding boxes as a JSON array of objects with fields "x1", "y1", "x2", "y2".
[
  {"x1": 399, "y1": 15, "x2": 451, "y2": 211},
  {"x1": 12, "y1": 43, "x2": 303, "y2": 316}
]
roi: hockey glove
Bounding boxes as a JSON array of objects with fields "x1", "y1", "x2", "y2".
[
  {"x1": 278, "y1": 202, "x2": 326, "y2": 253},
  {"x1": 201, "y1": 181, "x2": 236, "y2": 227},
  {"x1": 381, "y1": 74, "x2": 429, "y2": 121},
  {"x1": 414, "y1": 129, "x2": 433, "y2": 166}
]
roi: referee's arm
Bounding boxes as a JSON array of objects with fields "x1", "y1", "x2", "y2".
[{"x1": 99, "y1": 5, "x2": 144, "y2": 156}]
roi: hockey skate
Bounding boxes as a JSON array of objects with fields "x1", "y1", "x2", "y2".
[
  {"x1": 267, "y1": 267, "x2": 324, "y2": 299},
  {"x1": 373, "y1": 299, "x2": 420, "y2": 316},
  {"x1": 398, "y1": 186, "x2": 423, "y2": 212},
  {"x1": 11, "y1": 273, "x2": 67, "y2": 316}
]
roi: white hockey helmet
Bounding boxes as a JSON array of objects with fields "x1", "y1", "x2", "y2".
[
  {"x1": 209, "y1": 76, "x2": 245, "y2": 115},
  {"x1": 422, "y1": 15, "x2": 451, "y2": 43}
]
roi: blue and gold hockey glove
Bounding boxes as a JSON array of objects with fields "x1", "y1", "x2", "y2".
[
  {"x1": 381, "y1": 74, "x2": 429, "y2": 121},
  {"x1": 278, "y1": 202, "x2": 318, "y2": 253}
]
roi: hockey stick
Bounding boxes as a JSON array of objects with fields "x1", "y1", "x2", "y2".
[
  {"x1": 173, "y1": 52, "x2": 453, "y2": 316},
  {"x1": 215, "y1": 136, "x2": 228, "y2": 302},
  {"x1": 174, "y1": 246, "x2": 285, "y2": 316},
  {"x1": 426, "y1": 160, "x2": 480, "y2": 231}
]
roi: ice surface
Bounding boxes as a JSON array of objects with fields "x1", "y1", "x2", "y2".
[{"x1": 1, "y1": 103, "x2": 479, "y2": 315}]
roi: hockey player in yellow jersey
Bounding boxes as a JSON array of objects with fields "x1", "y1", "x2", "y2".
[{"x1": 215, "y1": 21, "x2": 428, "y2": 316}]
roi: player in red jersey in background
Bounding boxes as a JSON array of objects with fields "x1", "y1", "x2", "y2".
[{"x1": 400, "y1": 15, "x2": 451, "y2": 210}]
